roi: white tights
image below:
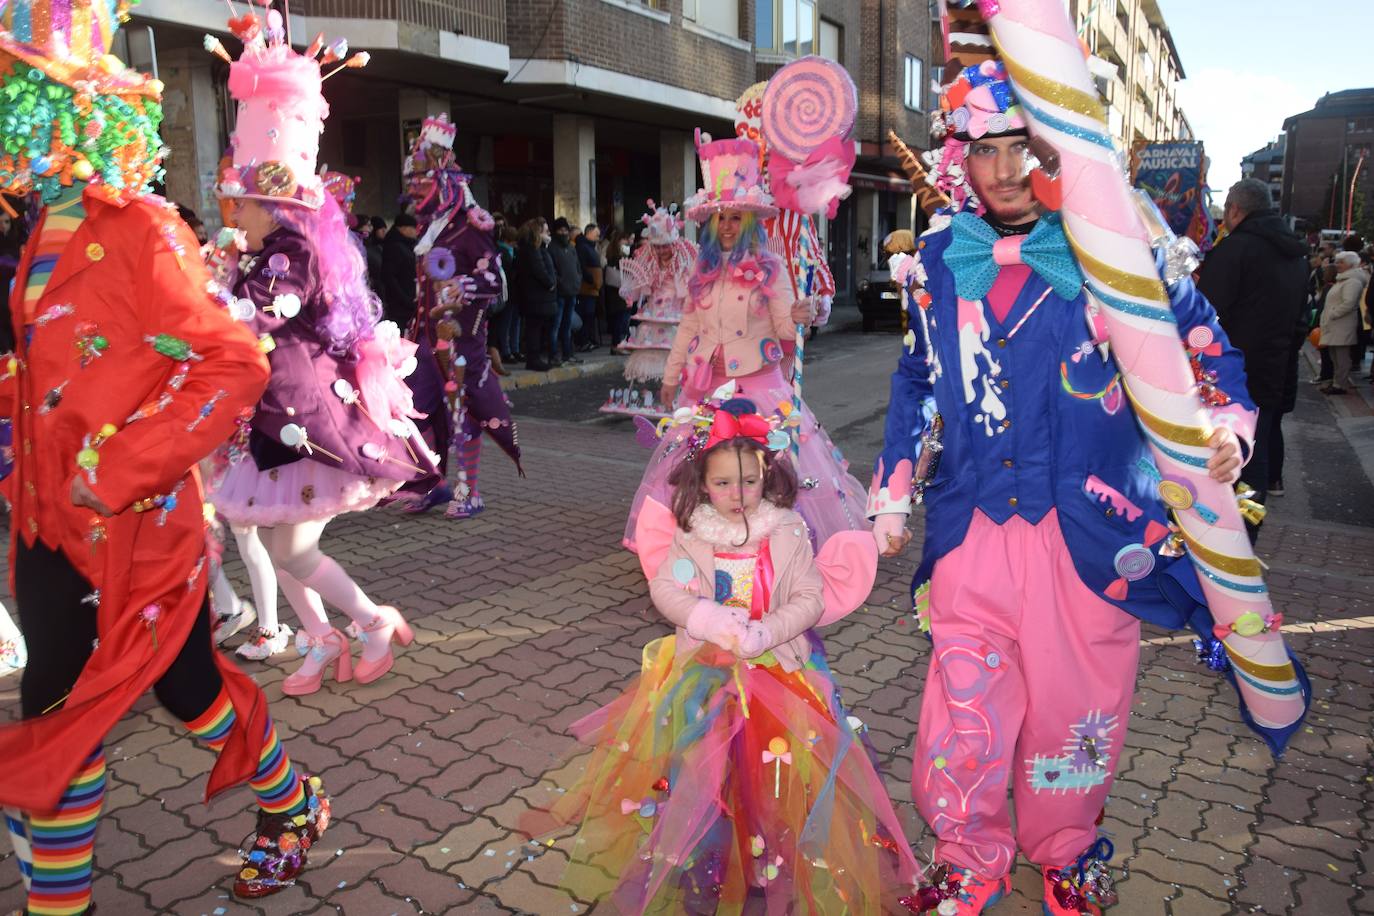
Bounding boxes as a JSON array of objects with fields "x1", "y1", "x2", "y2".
[{"x1": 257, "y1": 519, "x2": 381, "y2": 638}]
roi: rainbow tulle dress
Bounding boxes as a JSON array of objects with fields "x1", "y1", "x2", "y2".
[{"x1": 537, "y1": 544, "x2": 921, "y2": 914}]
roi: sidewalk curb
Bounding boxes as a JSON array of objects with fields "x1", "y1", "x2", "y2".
[{"x1": 500, "y1": 356, "x2": 624, "y2": 391}]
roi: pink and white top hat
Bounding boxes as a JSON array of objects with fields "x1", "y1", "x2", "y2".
[
  {"x1": 683, "y1": 129, "x2": 777, "y2": 223},
  {"x1": 404, "y1": 113, "x2": 460, "y2": 176},
  {"x1": 209, "y1": 10, "x2": 368, "y2": 210}
]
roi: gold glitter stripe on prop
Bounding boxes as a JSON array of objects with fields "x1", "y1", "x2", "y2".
[
  {"x1": 1175, "y1": 523, "x2": 1263, "y2": 579},
  {"x1": 997, "y1": 46, "x2": 1107, "y2": 123},
  {"x1": 1063, "y1": 224, "x2": 1168, "y2": 302},
  {"x1": 1225, "y1": 647, "x2": 1297, "y2": 683},
  {"x1": 1122, "y1": 383, "x2": 1211, "y2": 448}
]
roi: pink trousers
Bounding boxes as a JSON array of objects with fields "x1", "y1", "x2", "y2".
[{"x1": 913, "y1": 509, "x2": 1140, "y2": 877}]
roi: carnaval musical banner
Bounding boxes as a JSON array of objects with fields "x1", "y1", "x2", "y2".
[{"x1": 1131, "y1": 141, "x2": 1208, "y2": 246}]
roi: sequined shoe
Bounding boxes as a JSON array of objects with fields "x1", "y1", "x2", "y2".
[
  {"x1": 351, "y1": 606, "x2": 414, "y2": 684},
  {"x1": 235, "y1": 624, "x2": 293, "y2": 661},
  {"x1": 233, "y1": 775, "x2": 331, "y2": 899},
  {"x1": 1043, "y1": 838, "x2": 1117, "y2": 915},
  {"x1": 901, "y1": 863, "x2": 1010, "y2": 914},
  {"x1": 282, "y1": 629, "x2": 352, "y2": 696},
  {"x1": 213, "y1": 601, "x2": 256, "y2": 645},
  {"x1": 443, "y1": 494, "x2": 484, "y2": 519}
]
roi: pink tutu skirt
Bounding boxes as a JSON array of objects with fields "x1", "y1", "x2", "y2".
[
  {"x1": 209, "y1": 456, "x2": 400, "y2": 527},
  {"x1": 625, "y1": 363, "x2": 870, "y2": 552}
]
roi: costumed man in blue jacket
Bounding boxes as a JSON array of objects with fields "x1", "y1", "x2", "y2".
[{"x1": 869, "y1": 60, "x2": 1289, "y2": 916}]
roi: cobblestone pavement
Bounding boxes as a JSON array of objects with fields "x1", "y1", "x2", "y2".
[{"x1": 1, "y1": 332, "x2": 1371, "y2": 915}]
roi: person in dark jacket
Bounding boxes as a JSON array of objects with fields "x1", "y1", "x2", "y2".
[
  {"x1": 379, "y1": 212, "x2": 418, "y2": 330},
  {"x1": 0, "y1": 204, "x2": 26, "y2": 353},
  {"x1": 365, "y1": 215, "x2": 387, "y2": 295},
  {"x1": 1197, "y1": 178, "x2": 1309, "y2": 525},
  {"x1": 492, "y1": 224, "x2": 522, "y2": 362},
  {"x1": 515, "y1": 217, "x2": 558, "y2": 371},
  {"x1": 575, "y1": 223, "x2": 604, "y2": 349},
  {"x1": 549, "y1": 216, "x2": 583, "y2": 364}
]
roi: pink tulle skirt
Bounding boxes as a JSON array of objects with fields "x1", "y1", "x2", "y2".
[
  {"x1": 209, "y1": 456, "x2": 400, "y2": 527},
  {"x1": 625, "y1": 363, "x2": 870, "y2": 552}
]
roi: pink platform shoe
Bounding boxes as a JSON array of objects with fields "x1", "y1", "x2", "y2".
[
  {"x1": 282, "y1": 629, "x2": 353, "y2": 696},
  {"x1": 352, "y1": 606, "x2": 414, "y2": 684}
]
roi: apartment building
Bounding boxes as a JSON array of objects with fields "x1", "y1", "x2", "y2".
[
  {"x1": 120, "y1": 0, "x2": 931, "y2": 303},
  {"x1": 1066, "y1": 0, "x2": 1191, "y2": 147},
  {"x1": 1279, "y1": 88, "x2": 1374, "y2": 234},
  {"x1": 1241, "y1": 135, "x2": 1286, "y2": 210}
]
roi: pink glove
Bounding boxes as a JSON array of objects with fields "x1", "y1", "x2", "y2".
[
  {"x1": 685, "y1": 600, "x2": 750, "y2": 652},
  {"x1": 736, "y1": 620, "x2": 775, "y2": 659}
]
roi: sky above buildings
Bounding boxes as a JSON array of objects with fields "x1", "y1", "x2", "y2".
[{"x1": 1158, "y1": 0, "x2": 1374, "y2": 193}]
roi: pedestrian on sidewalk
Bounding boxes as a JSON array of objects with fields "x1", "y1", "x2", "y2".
[
  {"x1": 533, "y1": 399, "x2": 918, "y2": 912},
  {"x1": 516, "y1": 217, "x2": 558, "y2": 370},
  {"x1": 603, "y1": 226, "x2": 631, "y2": 351},
  {"x1": 380, "y1": 211, "x2": 419, "y2": 330},
  {"x1": 0, "y1": 6, "x2": 333, "y2": 906},
  {"x1": 1320, "y1": 251, "x2": 1367, "y2": 394},
  {"x1": 493, "y1": 224, "x2": 522, "y2": 363},
  {"x1": 1198, "y1": 178, "x2": 1309, "y2": 513},
  {"x1": 575, "y1": 222, "x2": 604, "y2": 350},
  {"x1": 549, "y1": 217, "x2": 582, "y2": 364}
]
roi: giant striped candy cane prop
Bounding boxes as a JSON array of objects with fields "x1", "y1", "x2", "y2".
[{"x1": 980, "y1": 0, "x2": 1307, "y2": 745}]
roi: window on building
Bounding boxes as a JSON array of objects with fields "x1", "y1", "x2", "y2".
[
  {"x1": 819, "y1": 18, "x2": 841, "y2": 62},
  {"x1": 756, "y1": 0, "x2": 817, "y2": 55},
  {"x1": 903, "y1": 54, "x2": 924, "y2": 112},
  {"x1": 685, "y1": 0, "x2": 739, "y2": 38}
]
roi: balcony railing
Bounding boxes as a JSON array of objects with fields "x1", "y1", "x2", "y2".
[{"x1": 297, "y1": 0, "x2": 506, "y2": 44}]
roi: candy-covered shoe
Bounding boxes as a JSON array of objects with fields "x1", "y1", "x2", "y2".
[
  {"x1": 443, "y1": 494, "x2": 484, "y2": 519},
  {"x1": 1043, "y1": 838, "x2": 1117, "y2": 915},
  {"x1": 351, "y1": 606, "x2": 414, "y2": 684},
  {"x1": 901, "y1": 863, "x2": 1010, "y2": 914},
  {"x1": 233, "y1": 776, "x2": 331, "y2": 899},
  {"x1": 282, "y1": 629, "x2": 352, "y2": 696}
]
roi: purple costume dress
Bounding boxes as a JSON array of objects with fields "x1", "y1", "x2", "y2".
[
  {"x1": 211, "y1": 227, "x2": 436, "y2": 525},
  {"x1": 403, "y1": 175, "x2": 522, "y2": 517}
]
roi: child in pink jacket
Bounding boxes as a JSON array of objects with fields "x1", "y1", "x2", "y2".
[{"x1": 539, "y1": 399, "x2": 921, "y2": 915}]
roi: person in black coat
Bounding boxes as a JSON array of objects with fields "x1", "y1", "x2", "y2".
[
  {"x1": 365, "y1": 215, "x2": 387, "y2": 296},
  {"x1": 515, "y1": 217, "x2": 557, "y2": 371},
  {"x1": 379, "y1": 212, "x2": 419, "y2": 330},
  {"x1": 1197, "y1": 178, "x2": 1309, "y2": 522}
]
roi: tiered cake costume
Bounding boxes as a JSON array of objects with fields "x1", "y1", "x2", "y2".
[
  {"x1": 399, "y1": 114, "x2": 522, "y2": 518},
  {"x1": 872, "y1": 15, "x2": 1309, "y2": 913},
  {"x1": 0, "y1": 3, "x2": 329, "y2": 909},
  {"x1": 600, "y1": 201, "x2": 697, "y2": 419},
  {"x1": 206, "y1": 13, "x2": 431, "y2": 695},
  {"x1": 538, "y1": 404, "x2": 913, "y2": 915},
  {"x1": 625, "y1": 134, "x2": 869, "y2": 555}
]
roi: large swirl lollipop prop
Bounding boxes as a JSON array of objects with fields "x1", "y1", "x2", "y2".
[
  {"x1": 761, "y1": 56, "x2": 857, "y2": 454},
  {"x1": 979, "y1": 0, "x2": 1307, "y2": 750}
]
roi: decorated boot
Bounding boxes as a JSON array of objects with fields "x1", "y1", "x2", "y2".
[
  {"x1": 901, "y1": 863, "x2": 1011, "y2": 914},
  {"x1": 234, "y1": 776, "x2": 331, "y2": 899},
  {"x1": 1042, "y1": 839, "x2": 1118, "y2": 915},
  {"x1": 235, "y1": 624, "x2": 293, "y2": 661}
]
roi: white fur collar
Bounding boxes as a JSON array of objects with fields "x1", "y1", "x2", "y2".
[{"x1": 686, "y1": 500, "x2": 791, "y2": 549}]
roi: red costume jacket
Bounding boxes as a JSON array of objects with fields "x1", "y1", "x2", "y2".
[{"x1": 0, "y1": 185, "x2": 272, "y2": 811}]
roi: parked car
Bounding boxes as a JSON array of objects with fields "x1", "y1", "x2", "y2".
[{"x1": 857, "y1": 266, "x2": 902, "y2": 332}]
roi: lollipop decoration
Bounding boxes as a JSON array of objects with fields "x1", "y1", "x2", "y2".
[
  {"x1": 977, "y1": 0, "x2": 1307, "y2": 751},
  {"x1": 760, "y1": 56, "x2": 858, "y2": 458}
]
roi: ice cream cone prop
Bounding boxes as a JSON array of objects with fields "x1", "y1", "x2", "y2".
[{"x1": 977, "y1": 0, "x2": 1307, "y2": 751}]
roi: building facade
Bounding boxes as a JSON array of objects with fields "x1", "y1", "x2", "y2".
[
  {"x1": 1279, "y1": 89, "x2": 1374, "y2": 235},
  {"x1": 1067, "y1": 0, "x2": 1191, "y2": 148},
  {"x1": 121, "y1": 0, "x2": 932, "y2": 306}
]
